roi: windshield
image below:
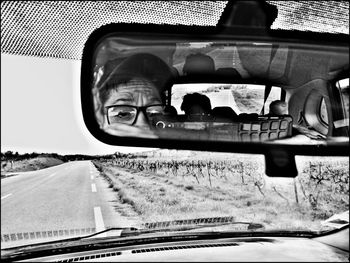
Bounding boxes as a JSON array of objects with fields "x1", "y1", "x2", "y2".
[
  {"x1": 1, "y1": 2, "x2": 349, "y2": 252},
  {"x1": 171, "y1": 84, "x2": 281, "y2": 115}
]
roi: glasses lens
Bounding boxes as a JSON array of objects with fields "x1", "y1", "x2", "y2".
[
  {"x1": 108, "y1": 106, "x2": 137, "y2": 124},
  {"x1": 146, "y1": 105, "x2": 165, "y2": 117}
]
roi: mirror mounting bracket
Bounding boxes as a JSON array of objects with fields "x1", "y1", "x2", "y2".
[
  {"x1": 218, "y1": 0, "x2": 278, "y2": 30},
  {"x1": 264, "y1": 148, "x2": 298, "y2": 177}
]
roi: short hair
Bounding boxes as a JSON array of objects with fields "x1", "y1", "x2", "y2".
[
  {"x1": 269, "y1": 100, "x2": 288, "y2": 115},
  {"x1": 181, "y1": 93, "x2": 212, "y2": 114}
]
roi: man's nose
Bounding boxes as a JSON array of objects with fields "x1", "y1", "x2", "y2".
[{"x1": 134, "y1": 111, "x2": 150, "y2": 129}]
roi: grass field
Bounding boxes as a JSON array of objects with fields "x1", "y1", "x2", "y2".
[{"x1": 93, "y1": 152, "x2": 349, "y2": 231}]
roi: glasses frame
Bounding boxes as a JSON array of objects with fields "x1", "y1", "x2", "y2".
[{"x1": 105, "y1": 104, "x2": 165, "y2": 125}]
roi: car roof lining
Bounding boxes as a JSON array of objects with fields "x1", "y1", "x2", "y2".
[{"x1": 94, "y1": 38, "x2": 348, "y2": 89}]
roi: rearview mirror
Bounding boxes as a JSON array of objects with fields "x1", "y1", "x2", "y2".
[{"x1": 81, "y1": 23, "x2": 349, "y2": 164}]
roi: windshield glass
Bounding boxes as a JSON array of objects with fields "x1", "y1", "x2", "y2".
[
  {"x1": 171, "y1": 84, "x2": 281, "y2": 115},
  {"x1": 1, "y1": 3, "x2": 349, "y2": 252}
]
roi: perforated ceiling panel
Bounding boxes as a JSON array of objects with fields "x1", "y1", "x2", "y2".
[
  {"x1": 1, "y1": 1, "x2": 348, "y2": 60},
  {"x1": 1, "y1": 1, "x2": 227, "y2": 60}
]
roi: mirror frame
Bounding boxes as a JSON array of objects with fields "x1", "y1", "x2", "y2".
[{"x1": 81, "y1": 23, "x2": 349, "y2": 157}]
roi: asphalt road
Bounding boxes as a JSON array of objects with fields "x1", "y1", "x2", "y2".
[{"x1": 1, "y1": 161, "x2": 130, "y2": 247}]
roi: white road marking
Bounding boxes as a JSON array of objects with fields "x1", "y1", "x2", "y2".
[
  {"x1": 91, "y1": 184, "x2": 97, "y2": 192},
  {"x1": 91, "y1": 175, "x2": 94, "y2": 180},
  {"x1": 93, "y1": 207, "x2": 107, "y2": 237},
  {"x1": 1, "y1": 193, "x2": 12, "y2": 200},
  {"x1": 49, "y1": 172, "x2": 57, "y2": 177}
]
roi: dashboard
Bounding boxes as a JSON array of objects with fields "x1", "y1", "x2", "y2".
[{"x1": 19, "y1": 236, "x2": 349, "y2": 262}]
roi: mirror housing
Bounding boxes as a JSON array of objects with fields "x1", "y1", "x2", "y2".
[{"x1": 81, "y1": 9, "x2": 349, "y2": 177}]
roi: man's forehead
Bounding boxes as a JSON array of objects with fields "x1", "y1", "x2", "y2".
[
  {"x1": 117, "y1": 80, "x2": 160, "y2": 94},
  {"x1": 105, "y1": 79, "x2": 161, "y2": 103}
]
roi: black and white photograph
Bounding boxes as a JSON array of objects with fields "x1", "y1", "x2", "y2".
[{"x1": 1, "y1": 1, "x2": 349, "y2": 262}]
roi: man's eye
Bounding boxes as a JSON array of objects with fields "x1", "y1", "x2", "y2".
[
  {"x1": 108, "y1": 107, "x2": 136, "y2": 123},
  {"x1": 111, "y1": 110, "x2": 134, "y2": 119}
]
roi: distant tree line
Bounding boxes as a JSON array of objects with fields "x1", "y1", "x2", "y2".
[
  {"x1": 1, "y1": 151, "x2": 39, "y2": 161},
  {"x1": 1, "y1": 151, "x2": 130, "y2": 162}
]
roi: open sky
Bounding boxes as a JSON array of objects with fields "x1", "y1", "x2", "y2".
[{"x1": 1, "y1": 54, "x2": 154, "y2": 155}]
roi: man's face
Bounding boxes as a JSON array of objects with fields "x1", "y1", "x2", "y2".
[
  {"x1": 101, "y1": 78, "x2": 163, "y2": 138},
  {"x1": 187, "y1": 104, "x2": 207, "y2": 115},
  {"x1": 276, "y1": 105, "x2": 288, "y2": 115},
  {"x1": 271, "y1": 103, "x2": 288, "y2": 115}
]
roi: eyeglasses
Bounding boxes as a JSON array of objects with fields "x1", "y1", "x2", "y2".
[{"x1": 105, "y1": 104, "x2": 165, "y2": 125}]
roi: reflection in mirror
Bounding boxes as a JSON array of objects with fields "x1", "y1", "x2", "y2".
[
  {"x1": 91, "y1": 38, "x2": 349, "y2": 145},
  {"x1": 336, "y1": 78, "x2": 349, "y2": 135},
  {"x1": 93, "y1": 53, "x2": 173, "y2": 138}
]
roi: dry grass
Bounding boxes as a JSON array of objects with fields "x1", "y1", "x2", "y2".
[{"x1": 93, "y1": 157, "x2": 348, "y2": 231}]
